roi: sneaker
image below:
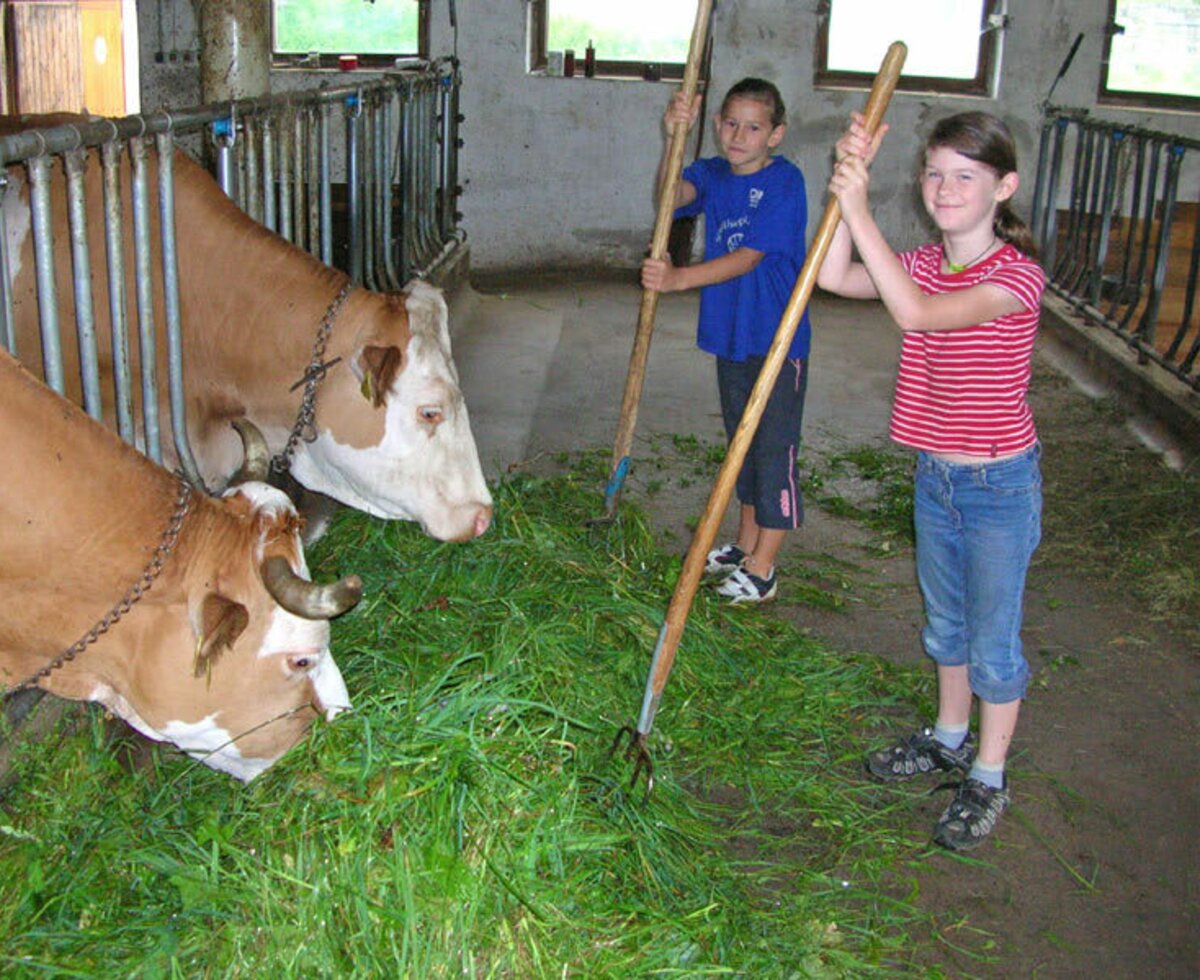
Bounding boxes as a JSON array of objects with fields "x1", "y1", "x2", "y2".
[
  {"x1": 865, "y1": 727, "x2": 977, "y2": 782},
  {"x1": 714, "y1": 565, "x2": 777, "y2": 604},
  {"x1": 704, "y1": 543, "x2": 745, "y2": 578},
  {"x1": 933, "y1": 777, "x2": 1010, "y2": 851}
]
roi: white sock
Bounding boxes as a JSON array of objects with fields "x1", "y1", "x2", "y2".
[
  {"x1": 969, "y1": 758, "x2": 1006, "y2": 789},
  {"x1": 933, "y1": 720, "x2": 969, "y2": 750}
]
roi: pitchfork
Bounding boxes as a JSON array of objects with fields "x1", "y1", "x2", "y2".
[{"x1": 612, "y1": 42, "x2": 909, "y2": 794}]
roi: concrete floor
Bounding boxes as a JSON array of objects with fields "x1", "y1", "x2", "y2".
[
  {"x1": 448, "y1": 275, "x2": 1198, "y2": 481},
  {"x1": 450, "y1": 277, "x2": 903, "y2": 477}
]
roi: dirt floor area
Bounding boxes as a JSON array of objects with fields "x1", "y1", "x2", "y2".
[
  {"x1": 457, "y1": 280, "x2": 1197, "y2": 977},
  {"x1": 625, "y1": 364, "x2": 1199, "y2": 978}
]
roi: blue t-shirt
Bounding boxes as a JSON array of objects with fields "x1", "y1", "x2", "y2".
[{"x1": 676, "y1": 155, "x2": 810, "y2": 361}]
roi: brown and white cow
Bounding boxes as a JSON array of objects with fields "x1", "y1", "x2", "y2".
[
  {"x1": 1, "y1": 117, "x2": 492, "y2": 542},
  {"x1": 0, "y1": 348, "x2": 361, "y2": 781}
]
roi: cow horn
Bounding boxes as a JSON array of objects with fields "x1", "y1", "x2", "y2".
[
  {"x1": 229, "y1": 418, "x2": 271, "y2": 485},
  {"x1": 261, "y1": 556, "x2": 363, "y2": 619}
]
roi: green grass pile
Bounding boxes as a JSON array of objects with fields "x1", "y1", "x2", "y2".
[{"x1": 0, "y1": 465, "x2": 939, "y2": 977}]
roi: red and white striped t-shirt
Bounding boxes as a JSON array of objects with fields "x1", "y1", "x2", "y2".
[{"x1": 890, "y1": 242, "x2": 1045, "y2": 457}]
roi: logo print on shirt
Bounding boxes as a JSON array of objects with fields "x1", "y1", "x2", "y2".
[{"x1": 749, "y1": 187, "x2": 764, "y2": 209}]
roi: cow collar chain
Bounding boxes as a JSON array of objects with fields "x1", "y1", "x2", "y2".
[
  {"x1": 10, "y1": 479, "x2": 193, "y2": 693},
  {"x1": 270, "y1": 281, "x2": 356, "y2": 476}
]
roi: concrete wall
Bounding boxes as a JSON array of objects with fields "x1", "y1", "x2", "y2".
[{"x1": 139, "y1": 1, "x2": 1200, "y2": 274}]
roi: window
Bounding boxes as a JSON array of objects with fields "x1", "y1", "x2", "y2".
[
  {"x1": 272, "y1": 0, "x2": 429, "y2": 68},
  {"x1": 528, "y1": 0, "x2": 698, "y2": 80},
  {"x1": 815, "y1": 0, "x2": 1002, "y2": 97},
  {"x1": 1099, "y1": 0, "x2": 1200, "y2": 111}
]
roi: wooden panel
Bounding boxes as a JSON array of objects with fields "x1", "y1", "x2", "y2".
[
  {"x1": 79, "y1": 0, "x2": 123, "y2": 116},
  {"x1": 9, "y1": 1, "x2": 84, "y2": 113},
  {"x1": 1056, "y1": 203, "x2": 1198, "y2": 359},
  {"x1": 0, "y1": 3, "x2": 9, "y2": 114}
]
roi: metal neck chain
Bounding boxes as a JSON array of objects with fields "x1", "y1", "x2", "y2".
[
  {"x1": 270, "y1": 281, "x2": 355, "y2": 475},
  {"x1": 10, "y1": 479, "x2": 194, "y2": 693}
]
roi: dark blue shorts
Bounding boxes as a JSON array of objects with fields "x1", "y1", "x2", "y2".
[{"x1": 716, "y1": 355, "x2": 808, "y2": 530}]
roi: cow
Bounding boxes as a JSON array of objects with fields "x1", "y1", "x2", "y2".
[
  {"x1": 0, "y1": 347, "x2": 362, "y2": 781},
  {"x1": 0, "y1": 114, "x2": 493, "y2": 542}
]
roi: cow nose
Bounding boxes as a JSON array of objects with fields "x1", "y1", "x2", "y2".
[{"x1": 474, "y1": 505, "x2": 493, "y2": 538}]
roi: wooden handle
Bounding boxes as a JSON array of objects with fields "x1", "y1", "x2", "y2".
[
  {"x1": 637, "y1": 42, "x2": 909, "y2": 733},
  {"x1": 860, "y1": 42, "x2": 907, "y2": 138},
  {"x1": 605, "y1": 0, "x2": 715, "y2": 500},
  {"x1": 807, "y1": 40, "x2": 906, "y2": 261},
  {"x1": 648, "y1": 0, "x2": 715, "y2": 263}
]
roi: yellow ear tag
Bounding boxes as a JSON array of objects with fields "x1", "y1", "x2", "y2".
[{"x1": 361, "y1": 373, "x2": 375, "y2": 402}]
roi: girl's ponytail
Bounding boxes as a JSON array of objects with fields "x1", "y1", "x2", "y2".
[{"x1": 995, "y1": 201, "x2": 1038, "y2": 259}]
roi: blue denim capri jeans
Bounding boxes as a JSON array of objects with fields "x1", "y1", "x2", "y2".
[{"x1": 914, "y1": 444, "x2": 1042, "y2": 704}]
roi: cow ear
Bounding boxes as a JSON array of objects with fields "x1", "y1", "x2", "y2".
[
  {"x1": 403, "y1": 280, "x2": 452, "y2": 352},
  {"x1": 193, "y1": 593, "x2": 249, "y2": 682},
  {"x1": 354, "y1": 345, "x2": 403, "y2": 408}
]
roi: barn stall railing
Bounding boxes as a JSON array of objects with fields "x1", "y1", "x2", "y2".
[
  {"x1": 0, "y1": 60, "x2": 465, "y2": 482},
  {"x1": 1031, "y1": 106, "x2": 1199, "y2": 391}
]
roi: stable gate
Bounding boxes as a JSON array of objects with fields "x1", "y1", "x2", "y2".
[
  {"x1": 0, "y1": 60, "x2": 465, "y2": 482},
  {"x1": 1031, "y1": 107, "x2": 1199, "y2": 391}
]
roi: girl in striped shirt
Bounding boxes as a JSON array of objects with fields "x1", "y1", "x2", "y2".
[{"x1": 817, "y1": 111, "x2": 1045, "y2": 852}]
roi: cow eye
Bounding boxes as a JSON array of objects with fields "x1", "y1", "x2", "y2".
[
  {"x1": 287, "y1": 654, "x2": 317, "y2": 673},
  {"x1": 419, "y1": 405, "x2": 444, "y2": 426}
]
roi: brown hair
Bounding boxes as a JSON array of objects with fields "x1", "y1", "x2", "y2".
[
  {"x1": 721, "y1": 77, "x2": 786, "y2": 128},
  {"x1": 927, "y1": 112, "x2": 1037, "y2": 258}
]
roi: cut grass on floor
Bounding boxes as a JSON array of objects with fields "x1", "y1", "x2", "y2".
[
  {"x1": 1031, "y1": 365, "x2": 1200, "y2": 639},
  {"x1": 0, "y1": 462, "x2": 946, "y2": 978}
]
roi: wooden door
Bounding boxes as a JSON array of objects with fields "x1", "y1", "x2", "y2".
[
  {"x1": 8, "y1": 1, "x2": 84, "y2": 113},
  {"x1": 79, "y1": 0, "x2": 123, "y2": 116},
  {"x1": 0, "y1": 4, "x2": 7, "y2": 113},
  {"x1": 6, "y1": 0, "x2": 125, "y2": 116}
]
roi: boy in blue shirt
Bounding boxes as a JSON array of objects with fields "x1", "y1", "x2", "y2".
[{"x1": 642, "y1": 78, "x2": 811, "y2": 604}]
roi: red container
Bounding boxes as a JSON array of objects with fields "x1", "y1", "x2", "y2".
[{"x1": 339, "y1": 55, "x2": 359, "y2": 71}]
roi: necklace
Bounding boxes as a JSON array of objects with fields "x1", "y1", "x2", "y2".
[{"x1": 946, "y1": 236, "x2": 998, "y2": 273}]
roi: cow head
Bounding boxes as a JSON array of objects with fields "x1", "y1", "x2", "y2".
[
  {"x1": 0, "y1": 340, "x2": 362, "y2": 782},
  {"x1": 289, "y1": 281, "x2": 494, "y2": 542},
  {"x1": 86, "y1": 479, "x2": 360, "y2": 783}
]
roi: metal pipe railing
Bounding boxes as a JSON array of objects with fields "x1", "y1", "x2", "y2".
[
  {"x1": 0, "y1": 61, "x2": 465, "y2": 479},
  {"x1": 156, "y1": 131, "x2": 205, "y2": 488},
  {"x1": 99, "y1": 139, "x2": 136, "y2": 446},
  {"x1": 1034, "y1": 107, "x2": 1199, "y2": 391},
  {"x1": 130, "y1": 136, "x2": 163, "y2": 464},
  {"x1": 63, "y1": 148, "x2": 103, "y2": 422}
]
